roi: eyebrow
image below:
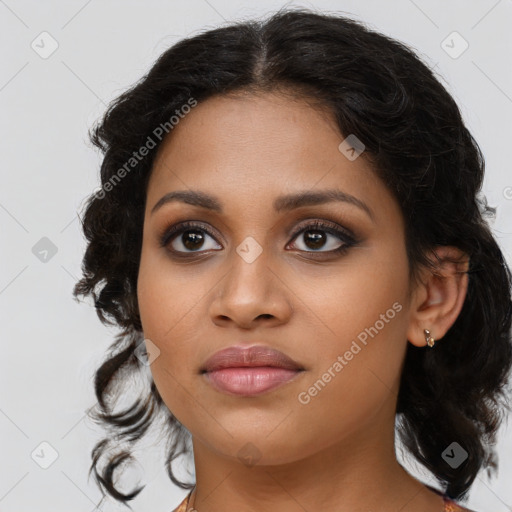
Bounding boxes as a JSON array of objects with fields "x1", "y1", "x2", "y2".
[{"x1": 150, "y1": 188, "x2": 374, "y2": 221}]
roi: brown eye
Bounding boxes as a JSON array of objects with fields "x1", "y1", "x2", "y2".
[
  {"x1": 160, "y1": 222, "x2": 222, "y2": 254},
  {"x1": 301, "y1": 230, "x2": 328, "y2": 250},
  {"x1": 179, "y1": 230, "x2": 206, "y2": 251},
  {"x1": 288, "y1": 220, "x2": 356, "y2": 254},
  {"x1": 159, "y1": 219, "x2": 358, "y2": 259}
]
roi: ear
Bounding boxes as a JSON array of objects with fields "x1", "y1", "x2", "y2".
[{"x1": 406, "y1": 246, "x2": 469, "y2": 348}]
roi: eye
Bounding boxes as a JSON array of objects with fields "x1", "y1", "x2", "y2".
[
  {"x1": 287, "y1": 219, "x2": 356, "y2": 255},
  {"x1": 159, "y1": 219, "x2": 358, "y2": 258},
  {"x1": 160, "y1": 221, "x2": 222, "y2": 255}
]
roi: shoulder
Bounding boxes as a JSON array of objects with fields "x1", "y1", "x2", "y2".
[
  {"x1": 443, "y1": 497, "x2": 479, "y2": 512},
  {"x1": 425, "y1": 484, "x2": 478, "y2": 512},
  {"x1": 172, "y1": 492, "x2": 192, "y2": 512}
]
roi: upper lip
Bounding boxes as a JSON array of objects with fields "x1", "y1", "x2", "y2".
[{"x1": 201, "y1": 345, "x2": 304, "y2": 373}]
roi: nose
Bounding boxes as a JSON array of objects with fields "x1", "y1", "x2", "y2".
[{"x1": 208, "y1": 248, "x2": 293, "y2": 330}]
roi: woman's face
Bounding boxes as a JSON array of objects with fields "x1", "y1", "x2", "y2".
[{"x1": 137, "y1": 91, "x2": 416, "y2": 465}]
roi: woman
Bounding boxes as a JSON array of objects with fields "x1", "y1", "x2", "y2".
[{"x1": 74, "y1": 8, "x2": 512, "y2": 512}]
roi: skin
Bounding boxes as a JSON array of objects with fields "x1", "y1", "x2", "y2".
[{"x1": 137, "y1": 90, "x2": 469, "y2": 512}]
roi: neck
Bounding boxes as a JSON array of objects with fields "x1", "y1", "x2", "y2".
[{"x1": 188, "y1": 422, "x2": 443, "y2": 512}]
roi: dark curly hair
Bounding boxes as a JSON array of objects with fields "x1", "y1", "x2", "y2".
[{"x1": 73, "y1": 6, "x2": 512, "y2": 508}]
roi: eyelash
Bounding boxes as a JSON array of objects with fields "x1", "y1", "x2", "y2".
[{"x1": 159, "y1": 219, "x2": 358, "y2": 259}]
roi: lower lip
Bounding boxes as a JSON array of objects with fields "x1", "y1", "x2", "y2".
[{"x1": 203, "y1": 367, "x2": 303, "y2": 396}]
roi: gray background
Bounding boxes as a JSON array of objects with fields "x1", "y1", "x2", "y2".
[{"x1": 1, "y1": 0, "x2": 511, "y2": 511}]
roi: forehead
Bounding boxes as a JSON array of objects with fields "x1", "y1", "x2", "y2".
[
  {"x1": 146, "y1": 91, "x2": 395, "y2": 221},
  {"x1": 152, "y1": 91, "x2": 343, "y2": 172}
]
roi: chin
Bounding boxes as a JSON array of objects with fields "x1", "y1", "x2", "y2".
[{"x1": 195, "y1": 428, "x2": 316, "y2": 467}]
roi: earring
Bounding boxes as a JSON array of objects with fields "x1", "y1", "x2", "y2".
[{"x1": 424, "y1": 329, "x2": 435, "y2": 348}]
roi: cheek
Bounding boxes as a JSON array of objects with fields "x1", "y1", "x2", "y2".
[
  {"x1": 137, "y1": 243, "x2": 206, "y2": 343},
  {"x1": 292, "y1": 283, "x2": 408, "y2": 449},
  {"x1": 298, "y1": 245, "x2": 410, "y2": 401},
  {"x1": 303, "y1": 249, "x2": 408, "y2": 350},
  {"x1": 137, "y1": 246, "x2": 212, "y2": 415}
]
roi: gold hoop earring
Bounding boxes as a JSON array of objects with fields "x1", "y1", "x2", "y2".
[{"x1": 424, "y1": 329, "x2": 435, "y2": 348}]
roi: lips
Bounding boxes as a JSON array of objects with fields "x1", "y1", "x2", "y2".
[
  {"x1": 201, "y1": 345, "x2": 304, "y2": 373},
  {"x1": 201, "y1": 345, "x2": 305, "y2": 396}
]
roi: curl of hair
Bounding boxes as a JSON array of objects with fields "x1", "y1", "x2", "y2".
[{"x1": 73, "y1": 7, "x2": 512, "y2": 506}]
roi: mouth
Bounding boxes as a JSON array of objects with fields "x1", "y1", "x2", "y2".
[{"x1": 200, "y1": 345, "x2": 305, "y2": 396}]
